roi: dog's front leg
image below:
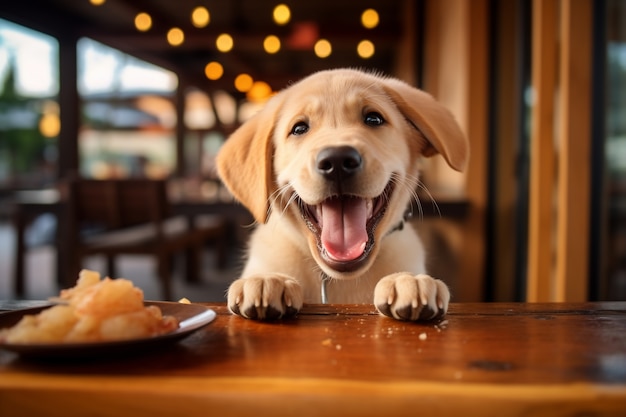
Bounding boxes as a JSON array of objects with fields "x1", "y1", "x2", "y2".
[
  {"x1": 227, "y1": 274, "x2": 303, "y2": 320},
  {"x1": 374, "y1": 273, "x2": 450, "y2": 321}
]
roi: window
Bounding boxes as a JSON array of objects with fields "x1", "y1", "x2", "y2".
[
  {"x1": 77, "y1": 38, "x2": 178, "y2": 179},
  {"x1": 0, "y1": 18, "x2": 58, "y2": 189}
]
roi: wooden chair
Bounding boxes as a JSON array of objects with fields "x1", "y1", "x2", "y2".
[{"x1": 65, "y1": 178, "x2": 226, "y2": 300}]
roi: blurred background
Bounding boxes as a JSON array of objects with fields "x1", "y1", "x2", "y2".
[{"x1": 0, "y1": 0, "x2": 624, "y2": 303}]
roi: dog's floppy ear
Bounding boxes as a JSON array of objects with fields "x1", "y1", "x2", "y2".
[
  {"x1": 216, "y1": 96, "x2": 282, "y2": 224},
  {"x1": 382, "y1": 78, "x2": 469, "y2": 172}
]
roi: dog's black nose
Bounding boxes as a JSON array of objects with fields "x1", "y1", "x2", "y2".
[{"x1": 316, "y1": 146, "x2": 363, "y2": 181}]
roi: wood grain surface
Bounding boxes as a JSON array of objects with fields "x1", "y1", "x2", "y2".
[{"x1": 1, "y1": 302, "x2": 625, "y2": 417}]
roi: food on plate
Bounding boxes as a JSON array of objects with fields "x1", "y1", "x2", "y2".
[{"x1": 0, "y1": 270, "x2": 179, "y2": 344}]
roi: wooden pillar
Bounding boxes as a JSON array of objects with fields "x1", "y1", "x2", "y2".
[
  {"x1": 57, "y1": 32, "x2": 80, "y2": 179},
  {"x1": 491, "y1": 0, "x2": 525, "y2": 301},
  {"x1": 527, "y1": 0, "x2": 558, "y2": 301},
  {"x1": 554, "y1": 0, "x2": 591, "y2": 301},
  {"x1": 461, "y1": 0, "x2": 490, "y2": 302},
  {"x1": 527, "y1": 0, "x2": 592, "y2": 301}
]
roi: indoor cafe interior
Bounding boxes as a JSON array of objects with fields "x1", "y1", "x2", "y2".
[{"x1": 0, "y1": 0, "x2": 624, "y2": 304}]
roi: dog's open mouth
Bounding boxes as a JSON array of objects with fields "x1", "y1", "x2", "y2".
[{"x1": 298, "y1": 181, "x2": 394, "y2": 272}]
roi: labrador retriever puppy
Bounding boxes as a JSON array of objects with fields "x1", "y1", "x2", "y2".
[{"x1": 217, "y1": 69, "x2": 468, "y2": 321}]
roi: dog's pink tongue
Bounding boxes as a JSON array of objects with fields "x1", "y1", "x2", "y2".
[{"x1": 320, "y1": 198, "x2": 368, "y2": 262}]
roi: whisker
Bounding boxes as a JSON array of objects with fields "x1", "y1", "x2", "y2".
[
  {"x1": 413, "y1": 178, "x2": 441, "y2": 219},
  {"x1": 273, "y1": 184, "x2": 298, "y2": 221},
  {"x1": 284, "y1": 191, "x2": 299, "y2": 214},
  {"x1": 387, "y1": 173, "x2": 419, "y2": 221}
]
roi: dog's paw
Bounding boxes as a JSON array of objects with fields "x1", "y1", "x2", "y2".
[
  {"x1": 227, "y1": 274, "x2": 303, "y2": 320},
  {"x1": 374, "y1": 272, "x2": 450, "y2": 321}
]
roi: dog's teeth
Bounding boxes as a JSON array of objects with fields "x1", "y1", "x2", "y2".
[{"x1": 366, "y1": 199, "x2": 373, "y2": 219}]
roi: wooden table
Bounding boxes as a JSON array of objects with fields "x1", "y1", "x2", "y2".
[
  {"x1": 1, "y1": 302, "x2": 625, "y2": 417},
  {"x1": 11, "y1": 189, "x2": 67, "y2": 296}
]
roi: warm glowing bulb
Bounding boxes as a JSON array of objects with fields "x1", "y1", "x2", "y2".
[
  {"x1": 263, "y1": 35, "x2": 281, "y2": 54},
  {"x1": 361, "y1": 9, "x2": 379, "y2": 29},
  {"x1": 204, "y1": 62, "x2": 224, "y2": 80},
  {"x1": 273, "y1": 4, "x2": 291, "y2": 25},
  {"x1": 216, "y1": 33, "x2": 234, "y2": 52},
  {"x1": 90, "y1": 0, "x2": 105, "y2": 6},
  {"x1": 134, "y1": 13, "x2": 152, "y2": 32},
  {"x1": 39, "y1": 114, "x2": 60, "y2": 138},
  {"x1": 167, "y1": 28, "x2": 185, "y2": 46},
  {"x1": 247, "y1": 81, "x2": 272, "y2": 102},
  {"x1": 357, "y1": 40, "x2": 375, "y2": 58},
  {"x1": 234, "y1": 74, "x2": 254, "y2": 92},
  {"x1": 191, "y1": 6, "x2": 210, "y2": 28},
  {"x1": 314, "y1": 39, "x2": 332, "y2": 58}
]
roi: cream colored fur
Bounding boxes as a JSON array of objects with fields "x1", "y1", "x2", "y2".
[{"x1": 217, "y1": 69, "x2": 468, "y2": 321}]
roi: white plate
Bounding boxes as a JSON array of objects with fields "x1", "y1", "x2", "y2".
[{"x1": 0, "y1": 301, "x2": 216, "y2": 359}]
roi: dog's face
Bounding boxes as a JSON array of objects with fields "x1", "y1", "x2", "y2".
[
  {"x1": 272, "y1": 74, "x2": 427, "y2": 276},
  {"x1": 217, "y1": 69, "x2": 468, "y2": 279}
]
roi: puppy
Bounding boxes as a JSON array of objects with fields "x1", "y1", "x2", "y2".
[{"x1": 217, "y1": 69, "x2": 468, "y2": 321}]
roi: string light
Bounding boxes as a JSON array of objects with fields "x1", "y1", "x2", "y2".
[
  {"x1": 204, "y1": 62, "x2": 224, "y2": 80},
  {"x1": 39, "y1": 114, "x2": 60, "y2": 137},
  {"x1": 357, "y1": 40, "x2": 375, "y2": 58},
  {"x1": 263, "y1": 35, "x2": 281, "y2": 54},
  {"x1": 191, "y1": 6, "x2": 210, "y2": 28},
  {"x1": 167, "y1": 28, "x2": 185, "y2": 46},
  {"x1": 314, "y1": 39, "x2": 332, "y2": 58},
  {"x1": 134, "y1": 13, "x2": 152, "y2": 32},
  {"x1": 39, "y1": 101, "x2": 60, "y2": 138},
  {"x1": 234, "y1": 74, "x2": 254, "y2": 93},
  {"x1": 216, "y1": 34, "x2": 234, "y2": 52},
  {"x1": 247, "y1": 81, "x2": 272, "y2": 102},
  {"x1": 273, "y1": 4, "x2": 291, "y2": 25},
  {"x1": 361, "y1": 9, "x2": 379, "y2": 29},
  {"x1": 93, "y1": 2, "x2": 383, "y2": 104}
]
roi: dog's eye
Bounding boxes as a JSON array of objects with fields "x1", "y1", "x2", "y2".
[
  {"x1": 364, "y1": 112, "x2": 385, "y2": 127},
  {"x1": 291, "y1": 121, "x2": 309, "y2": 136}
]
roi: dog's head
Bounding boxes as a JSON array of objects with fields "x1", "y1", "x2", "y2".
[{"x1": 217, "y1": 69, "x2": 468, "y2": 278}]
